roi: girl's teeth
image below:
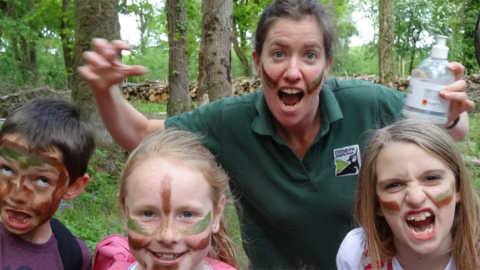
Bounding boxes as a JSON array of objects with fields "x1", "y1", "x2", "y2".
[
  {"x1": 408, "y1": 223, "x2": 434, "y2": 235},
  {"x1": 407, "y1": 212, "x2": 431, "y2": 221},
  {"x1": 154, "y1": 253, "x2": 180, "y2": 260}
]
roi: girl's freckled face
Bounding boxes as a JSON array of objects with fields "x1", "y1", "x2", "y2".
[
  {"x1": 375, "y1": 143, "x2": 460, "y2": 257},
  {"x1": 124, "y1": 157, "x2": 217, "y2": 270}
]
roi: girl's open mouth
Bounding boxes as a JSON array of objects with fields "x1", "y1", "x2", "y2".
[
  {"x1": 279, "y1": 89, "x2": 304, "y2": 108},
  {"x1": 150, "y1": 250, "x2": 187, "y2": 265},
  {"x1": 405, "y1": 210, "x2": 436, "y2": 240},
  {"x1": 6, "y1": 209, "x2": 32, "y2": 230}
]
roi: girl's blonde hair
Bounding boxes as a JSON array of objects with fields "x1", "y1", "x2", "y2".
[
  {"x1": 355, "y1": 119, "x2": 480, "y2": 270},
  {"x1": 119, "y1": 129, "x2": 239, "y2": 268}
]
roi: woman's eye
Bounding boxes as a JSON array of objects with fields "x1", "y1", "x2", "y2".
[
  {"x1": 35, "y1": 177, "x2": 50, "y2": 187},
  {"x1": 182, "y1": 212, "x2": 193, "y2": 218},
  {"x1": 305, "y1": 52, "x2": 316, "y2": 60},
  {"x1": 143, "y1": 211, "x2": 154, "y2": 218},
  {"x1": 1, "y1": 166, "x2": 12, "y2": 176},
  {"x1": 274, "y1": 51, "x2": 284, "y2": 58}
]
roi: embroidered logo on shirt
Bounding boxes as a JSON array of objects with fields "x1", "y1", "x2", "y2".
[{"x1": 334, "y1": 145, "x2": 361, "y2": 177}]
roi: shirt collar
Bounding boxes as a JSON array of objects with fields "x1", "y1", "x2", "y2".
[{"x1": 251, "y1": 80, "x2": 344, "y2": 136}]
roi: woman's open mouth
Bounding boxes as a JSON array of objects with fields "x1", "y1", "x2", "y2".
[
  {"x1": 278, "y1": 89, "x2": 304, "y2": 108},
  {"x1": 405, "y1": 210, "x2": 436, "y2": 240},
  {"x1": 6, "y1": 209, "x2": 32, "y2": 230}
]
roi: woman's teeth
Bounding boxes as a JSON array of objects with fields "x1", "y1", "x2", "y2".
[
  {"x1": 406, "y1": 212, "x2": 431, "y2": 221},
  {"x1": 281, "y1": 89, "x2": 301, "y2": 94},
  {"x1": 154, "y1": 253, "x2": 182, "y2": 260}
]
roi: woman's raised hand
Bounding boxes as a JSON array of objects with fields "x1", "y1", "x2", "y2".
[{"x1": 78, "y1": 38, "x2": 149, "y2": 94}]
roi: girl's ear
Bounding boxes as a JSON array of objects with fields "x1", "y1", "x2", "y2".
[{"x1": 213, "y1": 194, "x2": 226, "y2": 233}]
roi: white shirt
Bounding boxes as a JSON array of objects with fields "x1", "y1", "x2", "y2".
[{"x1": 336, "y1": 228, "x2": 456, "y2": 270}]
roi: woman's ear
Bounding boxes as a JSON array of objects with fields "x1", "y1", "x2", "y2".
[
  {"x1": 63, "y1": 174, "x2": 89, "y2": 200},
  {"x1": 213, "y1": 194, "x2": 226, "y2": 233}
]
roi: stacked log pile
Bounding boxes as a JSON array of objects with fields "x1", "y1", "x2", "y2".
[{"x1": 121, "y1": 74, "x2": 480, "y2": 104}]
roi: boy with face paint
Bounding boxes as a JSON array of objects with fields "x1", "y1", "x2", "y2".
[
  {"x1": 0, "y1": 98, "x2": 95, "y2": 269},
  {"x1": 337, "y1": 119, "x2": 480, "y2": 270}
]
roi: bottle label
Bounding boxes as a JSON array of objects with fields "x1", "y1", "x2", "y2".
[{"x1": 405, "y1": 78, "x2": 450, "y2": 113}]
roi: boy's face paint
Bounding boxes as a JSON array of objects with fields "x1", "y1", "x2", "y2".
[
  {"x1": 375, "y1": 143, "x2": 460, "y2": 258},
  {"x1": 0, "y1": 134, "x2": 69, "y2": 242},
  {"x1": 124, "y1": 157, "x2": 219, "y2": 270}
]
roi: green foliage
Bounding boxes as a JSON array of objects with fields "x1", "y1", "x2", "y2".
[
  {"x1": 457, "y1": 113, "x2": 480, "y2": 190},
  {"x1": 131, "y1": 101, "x2": 167, "y2": 114}
]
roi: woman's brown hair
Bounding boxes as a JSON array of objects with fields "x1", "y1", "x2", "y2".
[
  {"x1": 355, "y1": 119, "x2": 480, "y2": 269},
  {"x1": 119, "y1": 129, "x2": 239, "y2": 268}
]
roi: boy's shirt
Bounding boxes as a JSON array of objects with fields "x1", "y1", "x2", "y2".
[{"x1": 0, "y1": 222, "x2": 92, "y2": 270}]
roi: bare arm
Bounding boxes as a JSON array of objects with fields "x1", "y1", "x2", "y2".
[{"x1": 78, "y1": 39, "x2": 164, "y2": 151}]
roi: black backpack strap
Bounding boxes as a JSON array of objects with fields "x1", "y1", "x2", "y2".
[{"x1": 50, "y1": 217, "x2": 83, "y2": 270}]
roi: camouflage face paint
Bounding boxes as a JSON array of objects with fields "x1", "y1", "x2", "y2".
[
  {"x1": 127, "y1": 233, "x2": 150, "y2": 250},
  {"x1": 183, "y1": 211, "x2": 211, "y2": 235},
  {"x1": 262, "y1": 64, "x2": 278, "y2": 90},
  {"x1": 0, "y1": 146, "x2": 44, "y2": 170},
  {"x1": 377, "y1": 195, "x2": 401, "y2": 215},
  {"x1": 307, "y1": 67, "x2": 325, "y2": 94},
  {"x1": 194, "y1": 233, "x2": 211, "y2": 250},
  {"x1": 434, "y1": 182, "x2": 455, "y2": 208},
  {"x1": 128, "y1": 217, "x2": 148, "y2": 236},
  {"x1": 161, "y1": 176, "x2": 172, "y2": 217}
]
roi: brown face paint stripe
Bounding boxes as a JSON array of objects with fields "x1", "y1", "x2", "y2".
[
  {"x1": 161, "y1": 176, "x2": 172, "y2": 217},
  {"x1": 183, "y1": 211, "x2": 211, "y2": 235},
  {"x1": 307, "y1": 67, "x2": 325, "y2": 94},
  {"x1": 194, "y1": 233, "x2": 211, "y2": 250},
  {"x1": 377, "y1": 195, "x2": 401, "y2": 212},
  {"x1": 127, "y1": 233, "x2": 149, "y2": 250},
  {"x1": 262, "y1": 64, "x2": 278, "y2": 90},
  {"x1": 127, "y1": 217, "x2": 148, "y2": 236},
  {"x1": 434, "y1": 182, "x2": 455, "y2": 208}
]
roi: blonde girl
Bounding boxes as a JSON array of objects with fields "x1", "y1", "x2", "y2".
[
  {"x1": 336, "y1": 119, "x2": 480, "y2": 270},
  {"x1": 94, "y1": 129, "x2": 238, "y2": 270}
]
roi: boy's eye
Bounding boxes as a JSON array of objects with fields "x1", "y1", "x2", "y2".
[
  {"x1": 182, "y1": 212, "x2": 193, "y2": 218},
  {"x1": 1, "y1": 166, "x2": 12, "y2": 177},
  {"x1": 143, "y1": 211, "x2": 153, "y2": 218},
  {"x1": 305, "y1": 52, "x2": 316, "y2": 60},
  {"x1": 35, "y1": 177, "x2": 50, "y2": 187},
  {"x1": 274, "y1": 51, "x2": 284, "y2": 58}
]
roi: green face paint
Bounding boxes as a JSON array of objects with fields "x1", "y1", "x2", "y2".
[
  {"x1": 436, "y1": 182, "x2": 454, "y2": 202},
  {"x1": 183, "y1": 211, "x2": 211, "y2": 235},
  {"x1": 261, "y1": 64, "x2": 278, "y2": 90},
  {"x1": 127, "y1": 217, "x2": 148, "y2": 236},
  {"x1": 0, "y1": 146, "x2": 44, "y2": 170},
  {"x1": 307, "y1": 67, "x2": 325, "y2": 94}
]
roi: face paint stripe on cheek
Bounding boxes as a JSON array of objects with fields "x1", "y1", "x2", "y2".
[
  {"x1": 161, "y1": 176, "x2": 172, "y2": 217},
  {"x1": 262, "y1": 64, "x2": 278, "y2": 90},
  {"x1": 183, "y1": 211, "x2": 211, "y2": 235},
  {"x1": 377, "y1": 195, "x2": 401, "y2": 214},
  {"x1": 433, "y1": 182, "x2": 455, "y2": 208},
  {"x1": 307, "y1": 67, "x2": 325, "y2": 94},
  {"x1": 127, "y1": 233, "x2": 150, "y2": 250},
  {"x1": 127, "y1": 217, "x2": 148, "y2": 236}
]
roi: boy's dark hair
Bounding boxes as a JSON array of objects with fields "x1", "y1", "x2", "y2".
[{"x1": 0, "y1": 98, "x2": 95, "y2": 185}]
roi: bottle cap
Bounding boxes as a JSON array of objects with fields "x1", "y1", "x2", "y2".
[{"x1": 431, "y1": 35, "x2": 449, "y2": 59}]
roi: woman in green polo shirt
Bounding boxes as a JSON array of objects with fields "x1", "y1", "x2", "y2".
[{"x1": 79, "y1": 0, "x2": 474, "y2": 268}]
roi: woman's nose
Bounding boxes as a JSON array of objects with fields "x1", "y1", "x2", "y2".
[{"x1": 283, "y1": 56, "x2": 302, "y2": 82}]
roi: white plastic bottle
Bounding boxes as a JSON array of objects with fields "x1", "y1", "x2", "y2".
[{"x1": 402, "y1": 35, "x2": 455, "y2": 124}]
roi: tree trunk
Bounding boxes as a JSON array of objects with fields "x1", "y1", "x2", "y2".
[
  {"x1": 61, "y1": 0, "x2": 73, "y2": 89},
  {"x1": 166, "y1": 0, "x2": 193, "y2": 116},
  {"x1": 203, "y1": 0, "x2": 233, "y2": 102},
  {"x1": 197, "y1": 26, "x2": 209, "y2": 107},
  {"x1": 73, "y1": 0, "x2": 127, "y2": 174},
  {"x1": 378, "y1": 0, "x2": 395, "y2": 88},
  {"x1": 232, "y1": 17, "x2": 251, "y2": 77}
]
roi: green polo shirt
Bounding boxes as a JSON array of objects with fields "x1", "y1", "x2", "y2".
[{"x1": 165, "y1": 79, "x2": 406, "y2": 270}]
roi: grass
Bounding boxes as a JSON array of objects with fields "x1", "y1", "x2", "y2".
[{"x1": 456, "y1": 113, "x2": 480, "y2": 190}]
